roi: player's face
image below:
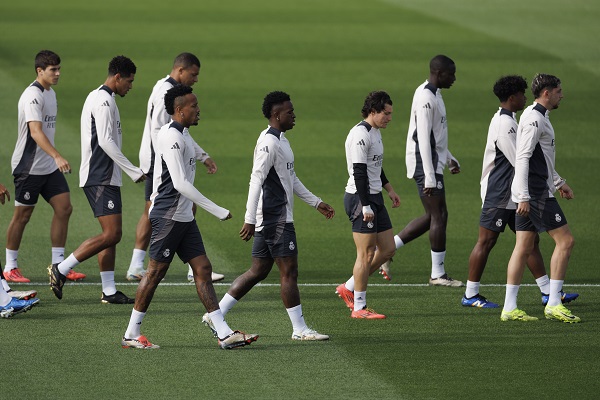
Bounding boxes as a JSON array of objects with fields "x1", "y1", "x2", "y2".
[
  {"x1": 115, "y1": 73, "x2": 135, "y2": 97},
  {"x1": 38, "y1": 65, "x2": 61, "y2": 88},
  {"x1": 438, "y1": 65, "x2": 456, "y2": 89},
  {"x1": 278, "y1": 101, "x2": 296, "y2": 131},
  {"x1": 512, "y1": 91, "x2": 527, "y2": 111},
  {"x1": 179, "y1": 65, "x2": 200, "y2": 86},
  {"x1": 371, "y1": 104, "x2": 393, "y2": 129},
  {"x1": 547, "y1": 85, "x2": 563, "y2": 109},
  {"x1": 180, "y1": 93, "x2": 200, "y2": 127}
]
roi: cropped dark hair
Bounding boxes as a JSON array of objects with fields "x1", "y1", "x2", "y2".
[
  {"x1": 108, "y1": 56, "x2": 137, "y2": 78},
  {"x1": 173, "y1": 52, "x2": 201, "y2": 69},
  {"x1": 262, "y1": 91, "x2": 291, "y2": 119},
  {"x1": 165, "y1": 85, "x2": 193, "y2": 115},
  {"x1": 531, "y1": 73, "x2": 561, "y2": 99},
  {"x1": 430, "y1": 54, "x2": 455, "y2": 72},
  {"x1": 361, "y1": 91, "x2": 392, "y2": 118},
  {"x1": 35, "y1": 50, "x2": 61, "y2": 71},
  {"x1": 493, "y1": 75, "x2": 528, "y2": 102}
]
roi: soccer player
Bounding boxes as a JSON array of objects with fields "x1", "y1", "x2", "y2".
[
  {"x1": 0, "y1": 183, "x2": 39, "y2": 318},
  {"x1": 4, "y1": 50, "x2": 85, "y2": 283},
  {"x1": 122, "y1": 85, "x2": 257, "y2": 349},
  {"x1": 202, "y1": 91, "x2": 334, "y2": 341},
  {"x1": 335, "y1": 91, "x2": 400, "y2": 319},
  {"x1": 463, "y1": 75, "x2": 578, "y2": 308},
  {"x1": 501, "y1": 74, "x2": 579, "y2": 323},
  {"x1": 48, "y1": 56, "x2": 145, "y2": 304},
  {"x1": 380, "y1": 55, "x2": 463, "y2": 287},
  {"x1": 125, "y1": 52, "x2": 224, "y2": 283}
]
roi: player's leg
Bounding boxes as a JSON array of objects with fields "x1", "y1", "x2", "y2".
[
  {"x1": 47, "y1": 191, "x2": 81, "y2": 280},
  {"x1": 4, "y1": 205, "x2": 35, "y2": 282},
  {"x1": 462, "y1": 226, "x2": 501, "y2": 308},
  {"x1": 127, "y1": 200, "x2": 152, "y2": 281},
  {"x1": 186, "y1": 203, "x2": 225, "y2": 283},
  {"x1": 221, "y1": 257, "x2": 274, "y2": 315},
  {"x1": 369, "y1": 228, "x2": 396, "y2": 275}
]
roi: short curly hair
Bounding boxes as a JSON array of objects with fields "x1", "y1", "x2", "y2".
[
  {"x1": 493, "y1": 75, "x2": 528, "y2": 102},
  {"x1": 531, "y1": 73, "x2": 561, "y2": 99},
  {"x1": 164, "y1": 85, "x2": 193, "y2": 115},
  {"x1": 262, "y1": 91, "x2": 291, "y2": 119},
  {"x1": 108, "y1": 55, "x2": 136, "y2": 78},
  {"x1": 361, "y1": 91, "x2": 392, "y2": 118},
  {"x1": 35, "y1": 50, "x2": 60, "y2": 72}
]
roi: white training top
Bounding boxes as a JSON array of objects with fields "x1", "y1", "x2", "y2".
[
  {"x1": 80, "y1": 85, "x2": 144, "y2": 187},
  {"x1": 244, "y1": 126, "x2": 321, "y2": 230},
  {"x1": 480, "y1": 108, "x2": 518, "y2": 210},
  {"x1": 12, "y1": 81, "x2": 58, "y2": 175},
  {"x1": 149, "y1": 121, "x2": 229, "y2": 222},
  {"x1": 138, "y1": 76, "x2": 209, "y2": 175},
  {"x1": 344, "y1": 121, "x2": 383, "y2": 194},
  {"x1": 512, "y1": 102, "x2": 564, "y2": 202},
  {"x1": 405, "y1": 80, "x2": 459, "y2": 188}
]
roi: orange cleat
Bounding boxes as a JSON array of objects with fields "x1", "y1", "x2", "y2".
[{"x1": 4, "y1": 268, "x2": 30, "y2": 283}]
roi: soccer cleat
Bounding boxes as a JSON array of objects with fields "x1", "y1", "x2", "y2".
[
  {"x1": 4, "y1": 268, "x2": 30, "y2": 283},
  {"x1": 461, "y1": 294, "x2": 499, "y2": 308},
  {"x1": 7, "y1": 289, "x2": 37, "y2": 300},
  {"x1": 187, "y1": 272, "x2": 225, "y2": 283},
  {"x1": 218, "y1": 330, "x2": 259, "y2": 350},
  {"x1": 101, "y1": 291, "x2": 135, "y2": 304},
  {"x1": 541, "y1": 291, "x2": 579, "y2": 306},
  {"x1": 5, "y1": 297, "x2": 40, "y2": 315},
  {"x1": 429, "y1": 273, "x2": 464, "y2": 287},
  {"x1": 126, "y1": 268, "x2": 146, "y2": 281},
  {"x1": 201, "y1": 313, "x2": 218, "y2": 338},
  {"x1": 351, "y1": 307, "x2": 386, "y2": 319},
  {"x1": 0, "y1": 305, "x2": 14, "y2": 318},
  {"x1": 335, "y1": 283, "x2": 354, "y2": 309},
  {"x1": 121, "y1": 335, "x2": 160, "y2": 349},
  {"x1": 500, "y1": 308, "x2": 538, "y2": 322},
  {"x1": 66, "y1": 269, "x2": 86, "y2": 281},
  {"x1": 48, "y1": 263, "x2": 67, "y2": 300},
  {"x1": 291, "y1": 328, "x2": 329, "y2": 341},
  {"x1": 544, "y1": 304, "x2": 581, "y2": 323},
  {"x1": 379, "y1": 258, "x2": 392, "y2": 281}
]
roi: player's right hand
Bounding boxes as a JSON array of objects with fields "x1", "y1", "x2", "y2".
[
  {"x1": 239, "y1": 223, "x2": 255, "y2": 241},
  {"x1": 0, "y1": 184, "x2": 10, "y2": 205},
  {"x1": 362, "y1": 205, "x2": 374, "y2": 222}
]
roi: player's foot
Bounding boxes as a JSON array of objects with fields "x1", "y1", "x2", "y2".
[
  {"x1": 48, "y1": 263, "x2": 66, "y2": 300},
  {"x1": 429, "y1": 273, "x2": 464, "y2": 287},
  {"x1": 335, "y1": 283, "x2": 354, "y2": 309},
  {"x1": 187, "y1": 272, "x2": 225, "y2": 282},
  {"x1": 4, "y1": 268, "x2": 30, "y2": 283},
  {"x1": 5, "y1": 297, "x2": 40, "y2": 315},
  {"x1": 291, "y1": 328, "x2": 329, "y2": 341},
  {"x1": 0, "y1": 304, "x2": 14, "y2": 318},
  {"x1": 218, "y1": 331, "x2": 259, "y2": 350},
  {"x1": 66, "y1": 270, "x2": 86, "y2": 281},
  {"x1": 379, "y1": 258, "x2": 392, "y2": 281},
  {"x1": 541, "y1": 291, "x2": 579, "y2": 306},
  {"x1": 121, "y1": 335, "x2": 160, "y2": 349},
  {"x1": 101, "y1": 291, "x2": 135, "y2": 304},
  {"x1": 7, "y1": 289, "x2": 37, "y2": 300},
  {"x1": 201, "y1": 312, "x2": 218, "y2": 337},
  {"x1": 126, "y1": 268, "x2": 146, "y2": 281},
  {"x1": 544, "y1": 304, "x2": 581, "y2": 323},
  {"x1": 461, "y1": 294, "x2": 499, "y2": 308},
  {"x1": 350, "y1": 307, "x2": 386, "y2": 319},
  {"x1": 500, "y1": 308, "x2": 538, "y2": 322}
]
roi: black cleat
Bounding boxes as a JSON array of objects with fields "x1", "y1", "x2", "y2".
[
  {"x1": 48, "y1": 263, "x2": 67, "y2": 300},
  {"x1": 101, "y1": 290, "x2": 135, "y2": 304}
]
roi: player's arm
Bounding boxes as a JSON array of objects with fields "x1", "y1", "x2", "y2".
[
  {"x1": 497, "y1": 119, "x2": 517, "y2": 167},
  {"x1": 446, "y1": 149, "x2": 460, "y2": 174},
  {"x1": 243, "y1": 137, "x2": 276, "y2": 228},
  {"x1": 0, "y1": 183, "x2": 10, "y2": 205},
  {"x1": 349, "y1": 129, "x2": 373, "y2": 221},
  {"x1": 292, "y1": 176, "x2": 334, "y2": 219},
  {"x1": 513, "y1": 119, "x2": 541, "y2": 205},
  {"x1": 192, "y1": 140, "x2": 217, "y2": 174},
  {"x1": 415, "y1": 94, "x2": 436, "y2": 188},
  {"x1": 28, "y1": 121, "x2": 71, "y2": 173},
  {"x1": 381, "y1": 169, "x2": 400, "y2": 208}
]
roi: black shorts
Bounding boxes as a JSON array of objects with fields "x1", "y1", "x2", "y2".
[
  {"x1": 144, "y1": 171, "x2": 154, "y2": 201},
  {"x1": 83, "y1": 185, "x2": 122, "y2": 217},
  {"x1": 252, "y1": 222, "x2": 298, "y2": 258},
  {"x1": 515, "y1": 197, "x2": 567, "y2": 233},
  {"x1": 414, "y1": 173, "x2": 445, "y2": 197},
  {"x1": 13, "y1": 169, "x2": 69, "y2": 206},
  {"x1": 344, "y1": 192, "x2": 392, "y2": 234},
  {"x1": 149, "y1": 218, "x2": 205, "y2": 264},
  {"x1": 480, "y1": 208, "x2": 516, "y2": 233}
]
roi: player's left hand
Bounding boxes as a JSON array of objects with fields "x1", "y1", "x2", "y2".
[
  {"x1": 240, "y1": 223, "x2": 255, "y2": 241},
  {"x1": 388, "y1": 190, "x2": 401, "y2": 208},
  {"x1": 203, "y1": 158, "x2": 217, "y2": 174},
  {"x1": 558, "y1": 183, "x2": 574, "y2": 200},
  {"x1": 449, "y1": 159, "x2": 460, "y2": 174},
  {"x1": 317, "y1": 202, "x2": 335, "y2": 219},
  {"x1": 0, "y1": 184, "x2": 10, "y2": 205}
]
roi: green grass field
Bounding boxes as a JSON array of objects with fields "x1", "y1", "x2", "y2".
[{"x1": 0, "y1": 0, "x2": 599, "y2": 398}]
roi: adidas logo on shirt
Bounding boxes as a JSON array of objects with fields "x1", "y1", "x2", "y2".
[
  {"x1": 171, "y1": 142, "x2": 180, "y2": 150},
  {"x1": 30, "y1": 99, "x2": 40, "y2": 105},
  {"x1": 423, "y1": 103, "x2": 432, "y2": 109},
  {"x1": 259, "y1": 146, "x2": 269, "y2": 153},
  {"x1": 356, "y1": 139, "x2": 366, "y2": 146},
  {"x1": 101, "y1": 101, "x2": 110, "y2": 107},
  {"x1": 530, "y1": 121, "x2": 538, "y2": 127},
  {"x1": 508, "y1": 127, "x2": 516, "y2": 134}
]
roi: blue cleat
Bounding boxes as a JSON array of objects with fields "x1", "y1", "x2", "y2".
[
  {"x1": 541, "y1": 291, "x2": 579, "y2": 306},
  {"x1": 461, "y1": 294, "x2": 499, "y2": 308},
  {"x1": 1, "y1": 304, "x2": 15, "y2": 318},
  {"x1": 8, "y1": 297, "x2": 40, "y2": 315}
]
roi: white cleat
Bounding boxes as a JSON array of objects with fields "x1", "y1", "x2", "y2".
[{"x1": 292, "y1": 328, "x2": 329, "y2": 341}]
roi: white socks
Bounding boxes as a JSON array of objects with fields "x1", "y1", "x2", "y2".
[
  {"x1": 431, "y1": 250, "x2": 446, "y2": 279},
  {"x1": 125, "y1": 309, "x2": 146, "y2": 339},
  {"x1": 209, "y1": 309, "x2": 233, "y2": 339},
  {"x1": 394, "y1": 235, "x2": 404, "y2": 249},
  {"x1": 535, "y1": 275, "x2": 550, "y2": 295},
  {"x1": 354, "y1": 290, "x2": 366, "y2": 311},
  {"x1": 129, "y1": 249, "x2": 146, "y2": 271},
  {"x1": 503, "y1": 284, "x2": 520, "y2": 312},
  {"x1": 52, "y1": 247, "x2": 65, "y2": 265},
  {"x1": 344, "y1": 276, "x2": 355, "y2": 292},
  {"x1": 5, "y1": 249, "x2": 18, "y2": 271},
  {"x1": 465, "y1": 280, "x2": 480, "y2": 298},
  {"x1": 547, "y1": 279, "x2": 564, "y2": 307},
  {"x1": 287, "y1": 304, "x2": 308, "y2": 334},
  {"x1": 58, "y1": 254, "x2": 80, "y2": 276},
  {"x1": 218, "y1": 293, "x2": 238, "y2": 317},
  {"x1": 1, "y1": 278, "x2": 10, "y2": 291},
  {"x1": 100, "y1": 271, "x2": 116, "y2": 296}
]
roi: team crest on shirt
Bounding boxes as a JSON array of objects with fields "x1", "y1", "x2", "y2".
[
  {"x1": 163, "y1": 249, "x2": 170, "y2": 257},
  {"x1": 437, "y1": 181, "x2": 443, "y2": 190},
  {"x1": 107, "y1": 200, "x2": 114, "y2": 210},
  {"x1": 555, "y1": 214, "x2": 562, "y2": 222},
  {"x1": 289, "y1": 241, "x2": 295, "y2": 251},
  {"x1": 496, "y1": 219, "x2": 503, "y2": 227},
  {"x1": 367, "y1": 221, "x2": 374, "y2": 229},
  {"x1": 24, "y1": 192, "x2": 30, "y2": 200}
]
